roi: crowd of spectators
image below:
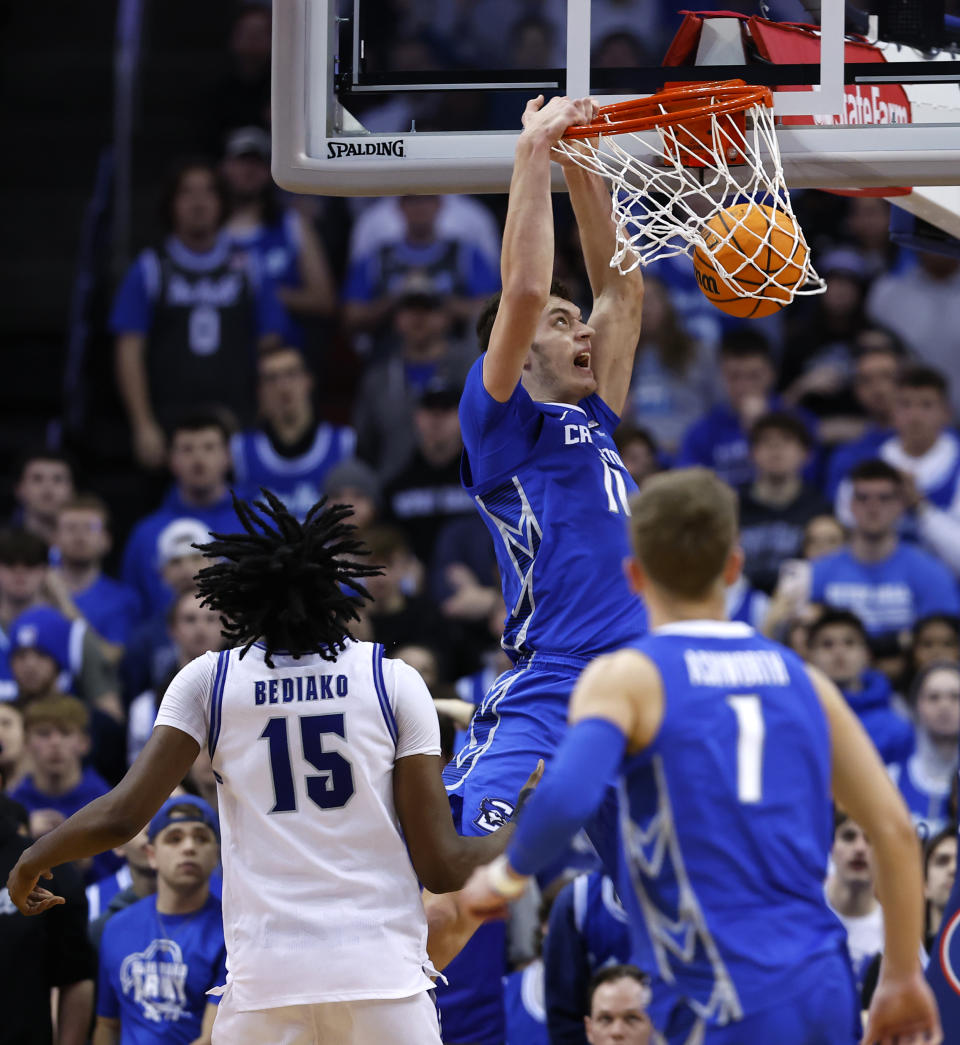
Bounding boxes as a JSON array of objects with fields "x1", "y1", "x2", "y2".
[{"x1": 3, "y1": 2, "x2": 960, "y2": 1043}]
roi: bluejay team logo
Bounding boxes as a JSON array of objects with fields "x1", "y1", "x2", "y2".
[
  {"x1": 940, "y1": 909, "x2": 960, "y2": 996},
  {"x1": 120, "y1": 938, "x2": 190, "y2": 1023},
  {"x1": 473, "y1": 796, "x2": 515, "y2": 834}
]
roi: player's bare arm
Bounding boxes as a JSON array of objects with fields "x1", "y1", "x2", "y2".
[
  {"x1": 421, "y1": 889, "x2": 482, "y2": 972},
  {"x1": 411, "y1": 757, "x2": 543, "y2": 973},
  {"x1": 6, "y1": 725, "x2": 201, "y2": 914},
  {"x1": 567, "y1": 648, "x2": 663, "y2": 752},
  {"x1": 807, "y1": 665, "x2": 942, "y2": 1045},
  {"x1": 560, "y1": 150, "x2": 645, "y2": 416},
  {"x1": 394, "y1": 755, "x2": 542, "y2": 894},
  {"x1": 91, "y1": 1017, "x2": 121, "y2": 1045},
  {"x1": 482, "y1": 95, "x2": 595, "y2": 403}
]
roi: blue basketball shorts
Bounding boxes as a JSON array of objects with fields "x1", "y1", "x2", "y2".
[
  {"x1": 657, "y1": 946, "x2": 860, "y2": 1045},
  {"x1": 443, "y1": 655, "x2": 585, "y2": 838}
]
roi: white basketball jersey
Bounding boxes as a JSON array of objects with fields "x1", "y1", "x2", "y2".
[{"x1": 154, "y1": 640, "x2": 441, "y2": 1011}]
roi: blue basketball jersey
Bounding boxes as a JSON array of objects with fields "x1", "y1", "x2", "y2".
[
  {"x1": 888, "y1": 754, "x2": 952, "y2": 837},
  {"x1": 435, "y1": 920, "x2": 506, "y2": 1045},
  {"x1": 458, "y1": 357, "x2": 646, "y2": 663},
  {"x1": 86, "y1": 864, "x2": 133, "y2": 921},
  {"x1": 569, "y1": 873, "x2": 633, "y2": 971},
  {"x1": 230, "y1": 212, "x2": 301, "y2": 289},
  {"x1": 0, "y1": 627, "x2": 13, "y2": 702},
  {"x1": 229, "y1": 212, "x2": 306, "y2": 346},
  {"x1": 504, "y1": 960, "x2": 549, "y2": 1045},
  {"x1": 614, "y1": 621, "x2": 849, "y2": 1028},
  {"x1": 230, "y1": 424, "x2": 356, "y2": 520},
  {"x1": 543, "y1": 872, "x2": 634, "y2": 1042}
]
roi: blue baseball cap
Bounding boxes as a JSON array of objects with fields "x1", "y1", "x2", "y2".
[
  {"x1": 148, "y1": 796, "x2": 220, "y2": 843},
  {"x1": 10, "y1": 606, "x2": 72, "y2": 672}
]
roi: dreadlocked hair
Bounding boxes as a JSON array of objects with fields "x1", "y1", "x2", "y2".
[{"x1": 194, "y1": 489, "x2": 382, "y2": 666}]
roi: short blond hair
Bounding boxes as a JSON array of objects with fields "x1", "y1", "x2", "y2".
[
  {"x1": 628, "y1": 468, "x2": 738, "y2": 599},
  {"x1": 22, "y1": 695, "x2": 89, "y2": 734}
]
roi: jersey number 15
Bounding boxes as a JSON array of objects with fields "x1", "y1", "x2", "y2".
[{"x1": 261, "y1": 714, "x2": 355, "y2": 812}]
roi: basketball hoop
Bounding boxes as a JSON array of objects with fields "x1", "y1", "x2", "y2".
[{"x1": 556, "y1": 80, "x2": 826, "y2": 307}]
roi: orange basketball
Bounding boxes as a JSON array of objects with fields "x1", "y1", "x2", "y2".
[{"x1": 693, "y1": 203, "x2": 808, "y2": 318}]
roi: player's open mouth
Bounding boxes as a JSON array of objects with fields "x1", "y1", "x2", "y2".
[{"x1": 574, "y1": 351, "x2": 591, "y2": 368}]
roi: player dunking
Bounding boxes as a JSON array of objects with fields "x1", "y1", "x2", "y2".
[
  {"x1": 437, "y1": 94, "x2": 645, "y2": 1040},
  {"x1": 463, "y1": 469, "x2": 941, "y2": 1045},
  {"x1": 7, "y1": 492, "x2": 536, "y2": 1045}
]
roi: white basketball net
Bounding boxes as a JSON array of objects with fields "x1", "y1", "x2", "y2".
[{"x1": 553, "y1": 99, "x2": 826, "y2": 304}]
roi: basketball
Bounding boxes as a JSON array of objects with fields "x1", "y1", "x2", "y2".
[{"x1": 693, "y1": 203, "x2": 808, "y2": 318}]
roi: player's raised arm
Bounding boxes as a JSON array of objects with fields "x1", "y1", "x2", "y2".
[
  {"x1": 6, "y1": 725, "x2": 201, "y2": 914},
  {"x1": 560, "y1": 149, "x2": 645, "y2": 416},
  {"x1": 807, "y1": 665, "x2": 942, "y2": 1045},
  {"x1": 482, "y1": 95, "x2": 594, "y2": 402}
]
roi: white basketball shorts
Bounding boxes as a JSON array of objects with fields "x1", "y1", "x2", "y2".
[{"x1": 211, "y1": 986, "x2": 443, "y2": 1044}]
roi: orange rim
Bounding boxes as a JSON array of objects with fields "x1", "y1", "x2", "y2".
[{"x1": 561, "y1": 79, "x2": 774, "y2": 139}]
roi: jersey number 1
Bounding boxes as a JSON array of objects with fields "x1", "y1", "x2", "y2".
[
  {"x1": 261, "y1": 714, "x2": 355, "y2": 813},
  {"x1": 726, "y1": 695, "x2": 765, "y2": 804}
]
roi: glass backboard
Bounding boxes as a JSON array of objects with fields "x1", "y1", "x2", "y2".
[{"x1": 272, "y1": 0, "x2": 960, "y2": 234}]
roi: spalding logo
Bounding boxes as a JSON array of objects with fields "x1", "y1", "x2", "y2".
[{"x1": 326, "y1": 139, "x2": 405, "y2": 159}]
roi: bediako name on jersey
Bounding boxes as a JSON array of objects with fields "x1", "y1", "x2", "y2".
[{"x1": 254, "y1": 674, "x2": 349, "y2": 705}]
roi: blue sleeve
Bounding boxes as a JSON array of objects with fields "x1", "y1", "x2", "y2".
[
  {"x1": 825, "y1": 445, "x2": 854, "y2": 501},
  {"x1": 507, "y1": 718, "x2": 627, "y2": 877},
  {"x1": 120, "y1": 625, "x2": 153, "y2": 700},
  {"x1": 121, "y1": 521, "x2": 157, "y2": 615},
  {"x1": 121, "y1": 524, "x2": 144, "y2": 592},
  {"x1": 230, "y1": 432, "x2": 249, "y2": 486},
  {"x1": 916, "y1": 554, "x2": 960, "y2": 617},
  {"x1": 96, "y1": 930, "x2": 120, "y2": 1019},
  {"x1": 459, "y1": 357, "x2": 542, "y2": 486},
  {"x1": 887, "y1": 716, "x2": 916, "y2": 765},
  {"x1": 463, "y1": 245, "x2": 500, "y2": 297},
  {"x1": 543, "y1": 885, "x2": 591, "y2": 1045},
  {"x1": 280, "y1": 210, "x2": 304, "y2": 287},
  {"x1": 241, "y1": 252, "x2": 286, "y2": 340},
  {"x1": 254, "y1": 271, "x2": 287, "y2": 339},
  {"x1": 110, "y1": 588, "x2": 144, "y2": 646},
  {"x1": 97, "y1": 604, "x2": 129, "y2": 647},
  {"x1": 429, "y1": 516, "x2": 495, "y2": 604},
  {"x1": 109, "y1": 257, "x2": 153, "y2": 334},
  {"x1": 809, "y1": 559, "x2": 826, "y2": 603},
  {"x1": 582, "y1": 393, "x2": 622, "y2": 438},
  {"x1": 675, "y1": 418, "x2": 711, "y2": 468},
  {"x1": 343, "y1": 257, "x2": 374, "y2": 302}
]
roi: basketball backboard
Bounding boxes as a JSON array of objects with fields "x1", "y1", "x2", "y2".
[{"x1": 272, "y1": 0, "x2": 960, "y2": 233}]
